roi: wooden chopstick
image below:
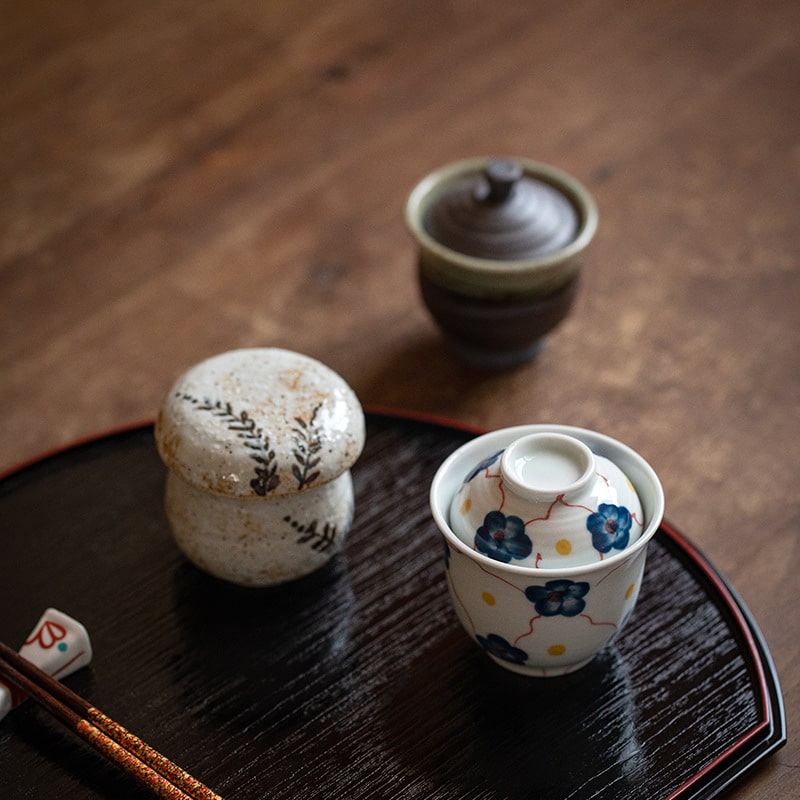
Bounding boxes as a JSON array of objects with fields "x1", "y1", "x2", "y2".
[{"x1": 0, "y1": 641, "x2": 223, "y2": 800}]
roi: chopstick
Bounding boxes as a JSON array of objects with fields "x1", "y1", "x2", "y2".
[{"x1": 0, "y1": 641, "x2": 223, "y2": 800}]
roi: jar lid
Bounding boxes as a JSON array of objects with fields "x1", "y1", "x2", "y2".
[
  {"x1": 155, "y1": 348, "x2": 365, "y2": 499},
  {"x1": 423, "y1": 158, "x2": 580, "y2": 260}
]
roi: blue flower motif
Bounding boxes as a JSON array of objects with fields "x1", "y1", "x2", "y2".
[
  {"x1": 476, "y1": 633, "x2": 528, "y2": 664},
  {"x1": 586, "y1": 503, "x2": 633, "y2": 553},
  {"x1": 462, "y1": 449, "x2": 504, "y2": 483},
  {"x1": 475, "y1": 511, "x2": 532, "y2": 563},
  {"x1": 524, "y1": 579, "x2": 590, "y2": 617}
]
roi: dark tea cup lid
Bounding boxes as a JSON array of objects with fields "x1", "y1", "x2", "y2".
[{"x1": 423, "y1": 159, "x2": 580, "y2": 260}]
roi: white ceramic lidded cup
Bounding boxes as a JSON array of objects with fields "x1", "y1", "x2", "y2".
[
  {"x1": 155, "y1": 348, "x2": 365, "y2": 587},
  {"x1": 431, "y1": 425, "x2": 664, "y2": 677}
]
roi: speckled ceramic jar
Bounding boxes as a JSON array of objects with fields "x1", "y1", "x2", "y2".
[{"x1": 155, "y1": 348, "x2": 365, "y2": 587}]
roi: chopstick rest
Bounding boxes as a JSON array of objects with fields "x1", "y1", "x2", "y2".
[
  {"x1": 0, "y1": 607, "x2": 92, "y2": 721},
  {"x1": 0, "y1": 612, "x2": 223, "y2": 800}
]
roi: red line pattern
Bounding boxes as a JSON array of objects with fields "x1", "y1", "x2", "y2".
[
  {"x1": 580, "y1": 614, "x2": 617, "y2": 629},
  {"x1": 477, "y1": 562, "x2": 526, "y2": 594},
  {"x1": 514, "y1": 615, "x2": 541, "y2": 646},
  {"x1": 523, "y1": 493, "x2": 594, "y2": 526}
]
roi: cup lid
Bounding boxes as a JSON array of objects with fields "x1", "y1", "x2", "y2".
[
  {"x1": 155, "y1": 348, "x2": 365, "y2": 499},
  {"x1": 423, "y1": 158, "x2": 580, "y2": 260},
  {"x1": 448, "y1": 431, "x2": 644, "y2": 568}
]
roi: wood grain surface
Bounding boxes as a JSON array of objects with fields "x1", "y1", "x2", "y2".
[{"x1": 1, "y1": 2, "x2": 797, "y2": 797}]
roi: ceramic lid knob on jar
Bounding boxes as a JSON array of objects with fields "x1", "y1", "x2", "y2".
[
  {"x1": 406, "y1": 156, "x2": 598, "y2": 368},
  {"x1": 154, "y1": 348, "x2": 365, "y2": 587}
]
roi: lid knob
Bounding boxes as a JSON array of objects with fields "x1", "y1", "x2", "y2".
[
  {"x1": 500, "y1": 433, "x2": 595, "y2": 502},
  {"x1": 477, "y1": 160, "x2": 524, "y2": 204},
  {"x1": 422, "y1": 156, "x2": 580, "y2": 260}
]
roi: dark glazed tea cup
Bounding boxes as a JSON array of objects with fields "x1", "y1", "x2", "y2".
[{"x1": 406, "y1": 157, "x2": 597, "y2": 367}]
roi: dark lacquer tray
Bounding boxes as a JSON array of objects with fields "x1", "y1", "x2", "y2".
[{"x1": 0, "y1": 412, "x2": 785, "y2": 799}]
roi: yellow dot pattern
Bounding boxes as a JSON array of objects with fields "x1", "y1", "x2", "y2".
[
  {"x1": 461, "y1": 498, "x2": 472, "y2": 514},
  {"x1": 482, "y1": 592, "x2": 496, "y2": 606},
  {"x1": 547, "y1": 644, "x2": 566, "y2": 656},
  {"x1": 625, "y1": 583, "x2": 636, "y2": 599},
  {"x1": 555, "y1": 538, "x2": 572, "y2": 556}
]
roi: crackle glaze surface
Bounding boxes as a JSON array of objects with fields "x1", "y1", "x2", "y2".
[
  {"x1": 154, "y1": 348, "x2": 365, "y2": 586},
  {"x1": 155, "y1": 348, "x2": 365, "y2": 499},
  {"x1": 165, "y1": 470, "x2": 354, "y2": 586}
]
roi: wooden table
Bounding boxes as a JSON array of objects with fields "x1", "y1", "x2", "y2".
[{"x1": 2, "y1": 1, "x2": 797, "y2": 797}]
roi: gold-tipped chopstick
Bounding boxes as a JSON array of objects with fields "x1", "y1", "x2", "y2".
[{"x1": 0, "y1": 641, "x2": 222, "y2": 800}]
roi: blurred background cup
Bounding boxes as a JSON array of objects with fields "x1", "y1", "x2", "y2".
[{"x1": 406, "y1": 157, "x2": 598, "y2": 368}]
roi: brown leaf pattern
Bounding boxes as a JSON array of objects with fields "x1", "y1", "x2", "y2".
[
  {"x1": 283, "y1": 514, "x2": 338, "y2": 552},
  {"x1": 176, "y1": 394, "x2": 280, "y2": 496},
  {"x1": 291, "y1": 402, "x2": 324, "y2": 491}
]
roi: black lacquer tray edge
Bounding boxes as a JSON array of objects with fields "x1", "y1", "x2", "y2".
[
  {"x1": 0, "y1": 407, "x2": 787, "y2": 799},
  {"x1": 0, "y1": 417, "x2": 159, "y2": 484},
  {"x1": 654, "y1": 522, "x2": 786, "y2": 799}
]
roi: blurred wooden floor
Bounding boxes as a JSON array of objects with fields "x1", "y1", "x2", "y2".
[{"x1": 1, "y1": 2, "x2": 798, "y2": 797}]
